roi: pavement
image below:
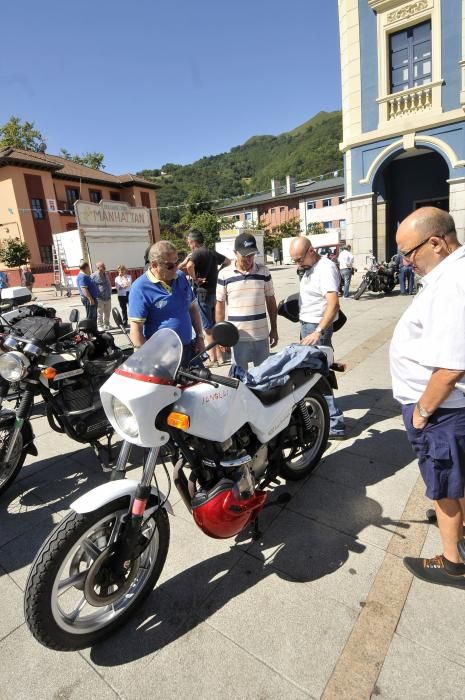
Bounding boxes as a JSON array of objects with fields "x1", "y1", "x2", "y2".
[{"x1": 1, "y1": 271, "x2": 465, "y2": 700}]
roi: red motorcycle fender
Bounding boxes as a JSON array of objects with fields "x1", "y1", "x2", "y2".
[{"x1": 71, "y1": 479, "x2": 174, "y2": 515}]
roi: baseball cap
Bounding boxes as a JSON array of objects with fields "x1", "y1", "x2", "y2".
[{"x1": 234, "y1": 232, "x2": 259, "y2": 256}]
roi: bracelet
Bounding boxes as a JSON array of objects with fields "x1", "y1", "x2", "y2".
[{"x1": 196, "y1": 333, "x2": 204, "y2": 339}]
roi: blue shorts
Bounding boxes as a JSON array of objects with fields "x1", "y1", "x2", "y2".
[
  {"x1": 196, "y1": 290, "x2": 215, "y2": 331},
  {"x1": 402, "y1": 403, "x2": 465, "y2": 500}
]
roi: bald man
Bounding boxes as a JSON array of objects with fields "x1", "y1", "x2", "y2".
[
  {"x1": 289, "y1": 236, "x2": 346, "y2": 439},
  {"x1": 390, "y1": 207, "x2": 465, "y2": 588}
]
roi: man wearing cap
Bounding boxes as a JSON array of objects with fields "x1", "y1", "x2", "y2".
[
  {"x1": 216, "y1": 232, "x2": 278, "y2": 369},
  {"x1": 179, "y1": 229, "x2": 230, "y2": 367}
]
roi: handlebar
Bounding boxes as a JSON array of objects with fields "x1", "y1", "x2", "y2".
[{"x1": 178, "y1": 366, "x2": 240, "y2": 389}]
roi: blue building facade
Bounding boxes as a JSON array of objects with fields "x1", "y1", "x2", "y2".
[{"x1": 338, "y1": 0, "x2": 465, "y2": 263}]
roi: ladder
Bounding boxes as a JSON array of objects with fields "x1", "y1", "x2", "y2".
[{"x1": 52, "y1": 237, "x2": 72, "y2": 297}]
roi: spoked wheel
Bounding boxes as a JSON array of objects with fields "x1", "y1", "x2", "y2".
[
  {"x1": 24, "y1": 498, "x2": 170, "y2": 650},
  {"x1": 0, "y1": 427, "x2": 26, "y2": 496},
  {"x1": 352, "y1": 280, "x2": 368, "y2": 300},
  {"x1": 279, "y1": 390, "x2": 329, "y2": 480}
]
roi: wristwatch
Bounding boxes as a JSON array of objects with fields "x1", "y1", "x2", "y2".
[
  {"x1": 416, "y1": 401, "x2": 433, "y2": 418},
  {"x1": 315, "y1": 326, "x2": 323, "y2": 334}
]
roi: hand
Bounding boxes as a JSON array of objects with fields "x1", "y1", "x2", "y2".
[
  {"x1": 300, "y1": 332, "x2": 320, "y2": 346},
  {"x1": 269, "y1": 328, "x2": 278, "y2": 348},
  {"x1": 412, "y1": 406, "x2": 428, "y2": 430},
  {"x1": 89, "y1": 298, "x2": 95, "y2": 305},
  {"x1": 194, "y1": 336, "x2": 205, "y2": 353},
  {"x1": 219, "y1": 345, "x2": 230, "y2": 354}
]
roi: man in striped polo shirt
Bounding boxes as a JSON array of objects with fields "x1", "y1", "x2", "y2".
[{"x1": 216, "y1": 232, "x2": 278, "y2": 369}]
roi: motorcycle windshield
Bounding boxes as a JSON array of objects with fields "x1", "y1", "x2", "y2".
[{"x1": 118, "y1": 328, "x2": 183, "y2": 382}]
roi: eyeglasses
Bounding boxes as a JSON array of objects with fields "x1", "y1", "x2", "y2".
[
  {"x1": 400, "y1": 234, "x2": 445, "y2": 260},
  {"x1": 159, "y1": 260, "x2": 178, "y2": 270},
  {"x1": 292, "y1": 247, "x2": 311, "y2": 264}
]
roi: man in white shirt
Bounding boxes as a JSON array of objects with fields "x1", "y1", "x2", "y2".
[
  {"x1": 338, "y1": 245, "x2": 354, "y2": 298},
  {"x1": 289, "y1": 236, "x2": 346, "y2": 439},
  {"x1": 390, "y1": 207, "x2": 465, "y2": 589}
]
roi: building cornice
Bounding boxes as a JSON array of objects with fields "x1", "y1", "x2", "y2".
[
  {"x1": 340, "y1": 109, "x2": 465, "y2": 152},
  {"x1": 367, "y1": 0, "x2": 417, "y2": 12}
]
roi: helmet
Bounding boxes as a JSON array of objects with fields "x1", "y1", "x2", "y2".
[
  {"x1": 192, "y1": 479, "x2": 267, "y2": 539},
  {"x1": 277, "y1": 293, "x2": 300, "y2": 323}
]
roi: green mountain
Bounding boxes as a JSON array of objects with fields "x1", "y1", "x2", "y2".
[{"x1": 137, "y1": 110, "x2": 342, "y2": 225}]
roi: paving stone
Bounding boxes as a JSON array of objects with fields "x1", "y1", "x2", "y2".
[
  {"x1": 375, "y1": 633, "x2": 465, "y2": 699},
  {"x1": 0, "y1": 570, "x2": 23, "y2": 641},
  {"x1": 0, "y1": 625, "x2": 118, "y2": 700},
  {"x1": 198, "y1": 553, "x2": 358, "y2": 697}
]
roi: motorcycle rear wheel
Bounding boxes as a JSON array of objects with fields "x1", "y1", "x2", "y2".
[
  {"x1": 352, "y1": 280, "x2": 368, "y2": 300},
  {"x1": 0, "y1": 427, "x2": 26, "y2": 496},
  {"x1": 24, "y1": 498, "x2": 170, "y2": 651},
  {"x1": 280, "y1": 390, "x2": 329, "y2": 480}
]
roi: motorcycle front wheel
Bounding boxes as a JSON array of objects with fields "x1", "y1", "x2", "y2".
[
  {"x1": 279, "y1": 389, "x2": 329, "y2": 480},
  {"x1": 352, "y1": 280, "x2": 368, "y2": 300},
  {"x1": 24, "y1": 498, "x2": 170, "y2": 651},
  {"x1": 0, "y1": 425, "x2": 27, "y2": 496}
]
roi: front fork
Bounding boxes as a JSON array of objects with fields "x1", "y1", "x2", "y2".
[
  {"x1": 4, "y1": 389, "x2": 34, "y2": 463},
  {"x1": 115, "y1": 447, "x2": 160, "y2": 563}
]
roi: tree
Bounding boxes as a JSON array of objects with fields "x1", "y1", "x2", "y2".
[
  {"x1": 0, "y1": 238, "x2": 31, "y2": 277},
  {"x1": 276, "y1": 216, "x2": 301, "y2": 237},
  {"x1": 307, "y1": 222, "x2": 326, "y2": 236},
  {"x1": 59, "y1": 149, "x2": 105, "y2": 170},
  {"x1": 0, "y1": 116, "x2": 45, "y2": 151}
]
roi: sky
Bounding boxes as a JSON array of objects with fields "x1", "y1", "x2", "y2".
[{"x1": 1, "y1": 0, "x2": 341, "y2": 175}]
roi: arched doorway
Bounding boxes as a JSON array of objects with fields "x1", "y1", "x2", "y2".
[{"x1": 373, "y1": 148, "x2": 450, "y2": 259}]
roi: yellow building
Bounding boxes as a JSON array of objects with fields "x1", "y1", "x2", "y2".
[
  {"x1": 338, "y1": 0, "x2": 465, "y2": 264},
  {"x1": 0, "y1": 148, "x2": 160, "y2": 280}
]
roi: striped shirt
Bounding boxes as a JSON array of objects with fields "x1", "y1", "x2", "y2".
[{"x1": 216, "y1": 262, "x2": 274, "y2": 341}]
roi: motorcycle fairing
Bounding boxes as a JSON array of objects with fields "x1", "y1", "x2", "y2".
[
  {"x1": 101, "y1": 371, "x2": 181, "y2": 447},
  {"x1": 71, "y1": 479, "x2": 173, "y2": 515}
]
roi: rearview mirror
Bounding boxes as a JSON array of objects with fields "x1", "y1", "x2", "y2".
[
  {"x1": 69, "y1": 308, "x2": 79, "y2": 323},
  {"x1": 212, "y1": 321, "x2": 239, "y2": 348}
]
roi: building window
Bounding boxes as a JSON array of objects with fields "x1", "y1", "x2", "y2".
[
  {"x1": 89, "y1": 189, "x2": 102, "y2": 203},
  {"x1": 338, "y1": 196, "x2": 344, "y2": 205},
  {"x1": 322, "y1": 198, "x2": 332, "y2": 207},
  {"x1": 390, "y1": 21, "x2": 431, "y2": 93},
  {"x1": 244, "y1": 212, "x2": 252, "y2": 221},
  {"x1": 65, "y1": 187, "x2": 79, "y2": 211},
  {"x1": 140, "y1": 191, "x2": 151, "y2": 208},
  {"x1": 279, "y1": 206, "x2": 285, "y2": 214},
  {"x1": 31, "y1": 198, "x2": 45, "y2": 220},
  {"x1": 40, "y1": 245, "x2": 53, "y2": 264},
  {"x1": 110, "y1": 191, "x2": 121, "y2": 201},
  {"x1": 323, "y1": 221, "x2": 332, "y2": 230},
  {"x1": 307, "y1": 200, "x2": 316, "y2": 210},
  {"x1": 234, "y1": 215, "x2": 240, "y2": 221},
  {"x1": 339, "y1": 219, "x2": 347, "y2": 229},
  {"x1": 270, "y1": 208, "x2": 275, "y2": 214}
]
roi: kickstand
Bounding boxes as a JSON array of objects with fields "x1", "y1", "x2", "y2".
[{"x1": 91, "y1": 440, "x2": 111, "y2": 472}]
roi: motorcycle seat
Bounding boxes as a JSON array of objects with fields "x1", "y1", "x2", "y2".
[{"x1": 248, "y1": 367, "x2": 314, "y2": 406}]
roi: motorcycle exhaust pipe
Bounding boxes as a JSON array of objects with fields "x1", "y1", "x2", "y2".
[{"x1": 173, "y1": 458, "x2": 192, "y2": 512}]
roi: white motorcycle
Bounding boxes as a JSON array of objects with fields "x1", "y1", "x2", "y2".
[{"x1": 24, "y1": 322, "x2": 333, "y2": 650}]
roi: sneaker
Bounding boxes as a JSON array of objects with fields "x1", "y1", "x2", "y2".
[
  {"x1": 329, "y1": 432, "x2": 346, "y2": 441},
  {"x1": 403, "y1": 554, "x2": 465, "y2": 589}
]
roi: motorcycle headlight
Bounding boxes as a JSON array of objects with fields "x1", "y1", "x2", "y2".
[
  {"x1": 111, "y1": 397, "x2": 139, "y2": 438},
  {"x1": 0, "y1": 351, "x2": 30, "y2": 381}
]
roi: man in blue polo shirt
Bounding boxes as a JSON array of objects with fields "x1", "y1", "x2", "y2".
[
  {"x1": 76, "y1": 262, "x2": 99, "y2": 320},
  {"x1": 128, "y1": 240, "x2": 205, "y2": 363}
]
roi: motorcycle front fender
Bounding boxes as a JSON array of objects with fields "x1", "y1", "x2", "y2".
[{"x1": 71, "y1": 479, "x2": 174, "y2": 516}]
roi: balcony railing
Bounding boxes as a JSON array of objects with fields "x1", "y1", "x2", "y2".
[
  {"x1": 57, "y1": 200, "x2": 76, "y2": 216},
  {"x1": 379, "y1": 84, "x2": 433, "y2": 121}
]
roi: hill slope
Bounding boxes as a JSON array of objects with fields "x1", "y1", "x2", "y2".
[{"x1": 138, "y1": 110, "x2": 342, "y2": 225}]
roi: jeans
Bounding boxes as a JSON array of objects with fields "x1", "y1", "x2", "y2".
[
  {"x1": 118, "y1": 295, "x2": 129, "y2": 325},
  {"x1": 399, "y1": 266, "x2": 414, "y2": 295},
  {"x1": 300, "y1": 321, "x2": 345, "y2": 436},
  {"x1": 232, "y1": 338, "x2": 269, "y2": 369},
  {"x1": 81, "y1": 297, "x2": 97, "y2": 321},
  {"x1": 340, "y1": 268, "x2": 352, "y2": 298}
]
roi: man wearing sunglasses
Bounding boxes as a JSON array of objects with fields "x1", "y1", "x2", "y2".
[
  {"x1": 128, "y1": 240, "x2": 204, "y2": 363},
  {"x1": 289, "y1": 236, "x2": 346, "y2": 439},
  {"x1": 390, "y1": 207, "x2": 465, "y2": 589}
]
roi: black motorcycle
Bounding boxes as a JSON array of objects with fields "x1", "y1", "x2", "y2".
[
  {"x1": 0, "y1": 310, "x2": 131, "y2": 495},
  {"x1": 352, "y1": 255, "x2": 399, "y2": 300}
]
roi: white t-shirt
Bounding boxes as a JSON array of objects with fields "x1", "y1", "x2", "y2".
[
  {"x1": 115, "y1": 274, "x2": 132, "y2": 296},
  {"x1": 299, "y1": 256, "x2": 340, "y2": 323},
  {"x1": 338, "y1": 249, "x2": 354, "y2": 270},
  {"x1": 390, "y1": 245, "x2": 465, "y2": 407}
]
